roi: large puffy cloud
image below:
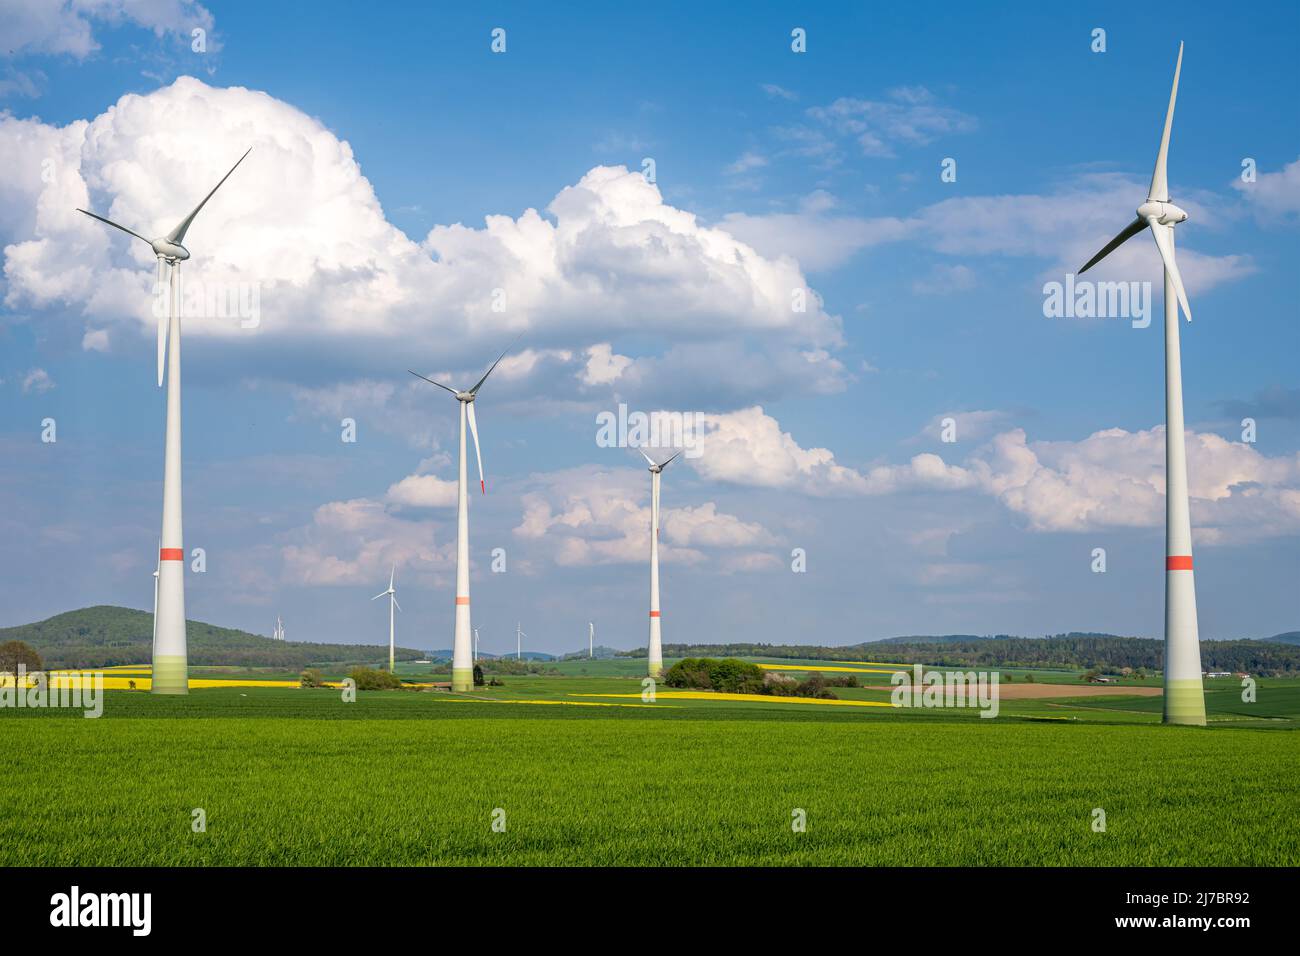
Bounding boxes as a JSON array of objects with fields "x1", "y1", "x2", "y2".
[
  {"x1": 982, "y1": 427, "x2": 1300, "y2": 542},
  {"x1": 689, "y1": 405, "x2": 872, "y2": 495},
  {"x1": 0, "y1": 77, "x2": 844, "y2": 405},
  {"x1": 681, "y1": 406, "x2": 1300, "y2": 543},
  {"x1": 513, "y1": 465, "x2": 775, "y2": 568}
]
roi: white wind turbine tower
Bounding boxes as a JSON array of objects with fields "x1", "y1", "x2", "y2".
[
  {"x1": 1078, "y1": 42, "x2": 1205, "y2": 726},
  {"x1": 474, "y1": 627, "x2": 480, "y2": 663},
  {"x1": 589, "y1": 621, "x2": 594, "y2": 659},
  {"x1": 516, "y1": 621, "x2": 525, "y2": 661},
  {"x1": 409, "y1": 339, "x2": 517, "y2": 691},
  {"x1": 78, "y1": 147, "x2": 252, "y2": 695},
  {"x1": 371, "y1": 564, "x2": 401, "y2": 673},
  {"x1": 151, "y1": 543, "x2": 160, "y2": 662},
  {"x1": 640, "y1": 448, "x2": 682, "y2": 678}
]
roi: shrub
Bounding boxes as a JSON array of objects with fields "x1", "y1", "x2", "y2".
[
  {"x1": 347, "y1": 666, "x2": 402, "y2": 690},
  {"x1": 299, "y1": 668, "x2": 326, "y2": 688},
  {"x1": 662, "y1": 657, "x2": 766, "y2": 694},
  {"x1": 473, "y1": 664, "x2": 485, "y2": 687},
  {"x1": 792, "y1": 672, "x2": 837, "y2": 699}
]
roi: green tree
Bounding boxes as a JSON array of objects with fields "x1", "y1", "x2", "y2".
[
  {"x1": 0, "y1": 640, "x2": 42, "y2": 686},
  {"x1": 473, "y1": 664, "x2": 485, "y2": 687}
]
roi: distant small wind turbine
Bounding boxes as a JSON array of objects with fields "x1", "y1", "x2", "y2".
[
  {"x1": 272, "y1": 615, "x2": 285, "y2": 642},
  {"x1": 1076, "y1": 42, "x2": 1205, "y2": 726},
  {"x1": 516, "y1": 621, "x2": 526, "y2": 661},
  {"x1": 77, "y1": 147, "x2": 252, "y2": 695},
  {"x1": 639, "y1": 448, "x2": 682, "y2": 678},
  {"x1": 474, "y1": 627, "x2": 480, "y2": 663},
  {"x1": 409, "y1": 337, "x2": 519, "y2": 691},
  {"x1": 589, "y1": 621, "x2": 594, "y2": 660},
  {"x1": 371, "y1": 564, "x2": 401, "y2": 673}
]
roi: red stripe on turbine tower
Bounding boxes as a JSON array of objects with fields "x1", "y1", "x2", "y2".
[
  {"x1": 649, "y1": 610, "x2": 661, "y2": 618},
  {"x1": 455, "y1": 596, "x2": 470, "y2": 605},
  {"x1": 1167, "y1": 555, "x2": 1194, "y2": 570},
  {"x1": 159, "y1": 548, "x2": 184, "y2": 561}
]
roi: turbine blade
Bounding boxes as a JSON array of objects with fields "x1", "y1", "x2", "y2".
[
  {"x1": 469, "y1": 333, "x2": 522, "y2": 395},
  {"x1": 167, "y1": 147, "x2": 252, "y2": 244},
  {"x1": 466, "y1": 401, "x2": 485, "y2": 494},
  {"x1": 392, "y1": 596, "x2": 402, "y2": 613},
  {"x1": 156, "y1": 259, "x2": 168, "y2": 388},
  {"x1": 77, "y1": 208, "x2": 151, "y2": 245},
  {"x1": 661, "y1": 450, "x2": 683, "y2": 469},
  {"x1": 371, "y1": 591, "x2": 387, "y2": 600},
  {"x1": 389, "y1": 563, "x2": 395, "y2": 590},
  {"x1": 638, "y1": 448, "x2": 657, "y2": 468},
  {"x1": 407, "y1": 370, "x2": 458, "y2": 394},
  {"x1": 1147, "y1": 218, "x2": 1193, "y2": 322},
  {"x1": 1078, "y1": 216, "x2": 1147, "y2": 274},
  {"x1": 1148, "y1": 42, "x2": 1183, "y2": 203}
]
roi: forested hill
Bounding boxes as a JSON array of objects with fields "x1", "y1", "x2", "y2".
[
  {"x1": 1, "y1": 606, "x2": 426, "y2": 669},
  {"x1": 635, "y1": 634, "x2": 1300, "y2": 676}
]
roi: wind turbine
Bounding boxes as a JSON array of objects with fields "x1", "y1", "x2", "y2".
[
  {"x1": 516, "y1": 621, "x2": 525, "y2": 661},
  {"x1": 589, "y1": 621, "x2": 594, "y2": 660},
  {"x1": 474, "y1": 627, "x2": 480, "y2": 663},
  {"x1": 640, "y1": 448, "x2": 682, "y2": 678},
  {"x1": 409, "y1": 339, "x2": 517, "y2": 691},
  {"x1": 77, "y1": 147, "x2": 252, "y2": 695},
  {"x1": 371, "y1": 567, "x2": 400, "y2": 671},
  {"x1": 1077, "y1": 42, "x2": 1205, "y2": 726}
]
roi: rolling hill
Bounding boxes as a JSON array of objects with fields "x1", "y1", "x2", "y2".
[{"x1": 1, "y1": 606, "x2": 426, "y2": 669}]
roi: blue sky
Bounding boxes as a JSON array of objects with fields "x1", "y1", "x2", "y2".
[{"x1": 1, "y1": 1, "x2": 1297, "y2": 654}]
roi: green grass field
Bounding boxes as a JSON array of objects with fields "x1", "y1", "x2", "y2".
[{"x1": 3, "y1": 672, "x2": 1297, "y2": 866}]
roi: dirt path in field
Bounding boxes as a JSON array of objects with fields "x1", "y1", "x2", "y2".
[{"x1": 861, "y1": 682, "x2": 1163, "y2": 699}]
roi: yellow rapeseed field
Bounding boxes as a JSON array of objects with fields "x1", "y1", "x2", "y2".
[
  {"x1": 754, "y1": 663, "x2": 899, "y2": 674},
  {"x1": 575, "y1": 691, "x2": 893, "y2": 707}
]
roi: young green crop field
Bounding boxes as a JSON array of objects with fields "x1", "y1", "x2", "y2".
[{"x1": 2, "y1": 673, "x2": 1297, "y2": 866}]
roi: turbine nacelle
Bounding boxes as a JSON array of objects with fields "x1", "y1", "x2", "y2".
[
  {"x1": 151, "y1": 240, "x2": 190, "y2": 262},
  {"x1": 409, "y1": 337, "x2": 520, "y2": 497},
  {"x1": 1137, "y1": 200, "x2": 1188, "y2": 226},
  {"x1": 639, "y1": 448, "x2": 682, "y2": 474},
  {"x1": 75, "y1": 147, "x2": 251, "y2": 387},
  {"x1": 1076, "y1": 43, "x2": 1194, "y2": 323}
]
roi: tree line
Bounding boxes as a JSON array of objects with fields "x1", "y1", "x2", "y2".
[{"x1": 625, "y1": 635, "x2": 1300, "y2": 676}]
